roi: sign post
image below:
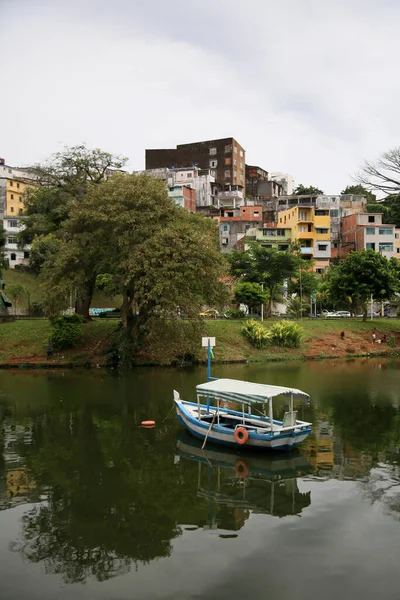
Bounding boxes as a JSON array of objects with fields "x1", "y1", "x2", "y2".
[{"x1": 202, "y1": 337, "x2": 216, "y2": 381}]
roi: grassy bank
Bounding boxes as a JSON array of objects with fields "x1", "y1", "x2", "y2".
[{"x1": 0, "y1": 317, "x2": 400, "y2": 367}]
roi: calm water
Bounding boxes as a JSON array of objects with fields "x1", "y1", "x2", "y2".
[{"x1": 1, "y1": 360, "x2": 400, "y2": 600}]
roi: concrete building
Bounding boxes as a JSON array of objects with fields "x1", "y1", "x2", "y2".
[
  {"x1": 341, "y1": 213, "x2": 396, "y2": 259},
  {"x1": 269, "y1": 172, "x2": 295, "y2": 196},
  {"x1": 244, "y1": 225, "x2": 292, "y2": 252},
  {"x1": 219, "y1": 205, "x2": 263, "y2": 253},
  {"x1": 245, "y1": 165, "x2": 282, "y2": 200},
  {"x1": 395, "y1": 228, "x2": 400, "y2": 259},
  {"x1": 278, "y1": 205, "x2": 331, "y2": 272},
  {"x1": 143, "y1": 166, "x2": 218, "y2": 208},
  {"x1": 168, "y1": 185, "x2": 196, "y2": 212},
  {"x1": 146, "y1": 137, "x2": 246, "y2": 193}
]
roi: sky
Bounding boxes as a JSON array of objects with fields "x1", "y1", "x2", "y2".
[{"x1": 2, "y1": 0, "x2": 400, "y2": 194}]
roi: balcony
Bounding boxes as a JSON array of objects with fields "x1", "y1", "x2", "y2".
[
  {"x1": 300, "y1": 247, "x2": 313, "y2": 255},
  {"x1": 216, "y1": 190, "x2": 244, "y2": 200}
]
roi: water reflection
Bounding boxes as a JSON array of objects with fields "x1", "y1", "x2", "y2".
[
  {"x1": 0, "y1": 362, "x2": 400, "y2": 589},
  {"x1": 176, "y1": 433, "x2": 312, "y2": 531}
]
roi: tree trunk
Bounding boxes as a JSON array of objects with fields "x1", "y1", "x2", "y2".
[{"x1": 74, "y1": 277, "x2": 96, "y2": 321}]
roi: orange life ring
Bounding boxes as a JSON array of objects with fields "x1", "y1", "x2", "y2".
[
  {"x1": 141, "y1": 420, "x2": 155, "y2": 428},
  {"x1": 235, "y1": 459, "x2": 249, "y2": 477},
  {"x1": 234, "y1": 426, "x2": 249, "y2": 445}
]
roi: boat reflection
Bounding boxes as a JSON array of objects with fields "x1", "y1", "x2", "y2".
[{"x1": 176, "y1": 433, "x2": 312, "y2": 532}]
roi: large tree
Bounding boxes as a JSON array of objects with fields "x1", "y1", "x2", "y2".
[
  {"x1": 356, "y1": 147, "x2": 400, "y2": 195},
  {"x1": 20, "y1": 144, "x2": 127, "y2": 316},
  {"x1": 294, "y1": 184, "x2": 324, "y2": 195},
  {"x1": 326, "y1": 250, "x2": 399, "y2": 320},
  {"x1": 229, "y1": 245, "x2": 298, "y2": 317},
  {"x1": 40, "y1": 173, "x2": 227, "y2": 354},
  {"x1": 233, "y1": 282, "x2": 268, "y2": 314}
]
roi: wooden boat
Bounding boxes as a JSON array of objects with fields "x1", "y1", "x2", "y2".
[{"x1": 173, "y1": 378, "x2": 312, "y2": 451}]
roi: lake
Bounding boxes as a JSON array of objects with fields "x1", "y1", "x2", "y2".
[{"x1": 1, "y1": 359, "x2": 400, "y2": 600}]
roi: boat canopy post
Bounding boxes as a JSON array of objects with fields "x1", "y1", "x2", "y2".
[
  {"x1": 197, "y1": 394, "x2": 201, "y2": 420},
  {"x1": 242, "y1": 403, "x2": 245, "y2": 426},
  {"x1": 290, "y1": 393, "x2": 294, "y2": 414},
  {"x1": 269, "y1": 397, "x2": 274, "y2": 432},
  {"x1": 206, "y1": 395, "x2": 210, "y2": 415}
]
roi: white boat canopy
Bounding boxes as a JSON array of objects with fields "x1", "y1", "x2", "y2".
[{"x1": 196, "y1": 378, "x2": 309, "y2": 405}]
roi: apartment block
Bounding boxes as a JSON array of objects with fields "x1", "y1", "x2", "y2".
[
  {"x1": 341, "y1": 213, "x2": 396, "y2": 259},
  {"x1": 146, "y1": 137, "x2": 246, "y2": 192},
  {"x1": 245, "y1": 225, "x2": 292, "y2": 252},
  {"x1": 168, "y1": 185, "x2": 196, "y2": 213},
  {"x1": 269, "y1": 172, "x2": 295, "y2": 196},
  {"x1": 278, "y1": 205, "x2": 331, "y2": 272},
  {"x1": 219, "y1": 205, "x2": 263, "y2": 253},
  {"x1": 395, "y1": 228, "x2": 400, "y2": 259}
]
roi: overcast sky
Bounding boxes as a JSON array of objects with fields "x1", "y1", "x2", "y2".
[{"x1": 2, "y1": 0, "x2": 400, "y2": 193}]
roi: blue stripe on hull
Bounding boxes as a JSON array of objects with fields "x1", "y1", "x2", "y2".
[{"x1": 178, "y1": 407, "x2": 306, "y2": 452}]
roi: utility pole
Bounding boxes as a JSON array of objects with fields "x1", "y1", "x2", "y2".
[{"x1": 260, "y1": 282, "x2": 264, "y2": 322}]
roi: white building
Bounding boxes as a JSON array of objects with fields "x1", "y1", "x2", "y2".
[
  {"x1": 269, "y1": 172, "x2": 295, "y2": 196},
  {"x1": 141, "y1": 166, "x2": 218, "y2": 207}
]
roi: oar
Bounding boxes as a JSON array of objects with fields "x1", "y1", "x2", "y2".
[{"x1": 201, "y1": 410, "x2": 217, "y2": 450}]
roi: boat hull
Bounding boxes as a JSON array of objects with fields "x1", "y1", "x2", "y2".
[{"x1": 174, "y1": 400, "x2": 311, "y2": 451}]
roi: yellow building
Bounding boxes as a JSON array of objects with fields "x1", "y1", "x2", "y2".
[
  {"x1": 5, "y1": 176, "x2": 29, "y2": 216},
  {"x1": 278, "y1": 206, "x2": 331, "y2": 272}
]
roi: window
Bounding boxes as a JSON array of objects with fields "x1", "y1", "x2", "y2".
[
  {"x1": 7, "y1": 236, "x2": 17, "y2": 244},
  {"x1": 225, "y1": 157, "x2": 231, "y2": 166},
  {"x1": 318, "y1": 244, "x2": 328, "y2": 251},
  {"x1": 209, "y1": 159, "x2": 218, "y2": 168},
  {"x1": 209, "y1": 147, "x2": 217, "y2": 155},
  {"x1": 366, "y1": 227, "x2": 375, "y2": 235},
  {"x1": 330, "y1": 209, "x2": 339, "y2": 217},
  {"x1": 316, "y1": 228, "x2": 329, "y2": 234},
  {"x1": 187, "y1": 172, "x2": 192, "y2": 178},
  {"x1": 315, "y1": 210, "x2": 328, "y2": 216},
  {"x1": 398, "y1": 248, "x2": 400, "y2": 254},
  {"x1": 225, "y1": 144, "x2": 232, "y2": 153},
  {"x1": 233, "y1": 146, "x2": 237, "y2": 154},
  {"x1": 233, "y1": 158, "x2": 237, "y2": 166},
  {"x1": 239, "y1": 150, "x2": 243, "y2": 157},
  {"x1": 278, "y1": 244, "x2": 289, "y2": 251},
  {"x1": 396, "y1": 233, "x2": 399, "y2": 239},
  {"x1": 368, "y1": 215, "x2": 375, "y2": 223},
  {"x1": 277, "y1": 229, "x2": 285, "y2": 236},
  {"x1": 8, "y1": 220, "x2": 17, "y2": 227},
  {"x1": 10, "y1": 207, "x2": 14, "y2": 213},
  {"x1": 253, "y1": 211, "x2": 259, "y2": 217},
  {"x1": 222, "y1": 225, "x2": 229, "y2": 232},
  {"x1": 10, "y1": 194, "x2": 14, "y2": 199},
  {"x1": 10, "y1": 253, "x2": 16, "y2": 261},
  {"x1": 240, "y1": 162, "x2": 244, "y2": 171},
  {"x1": 263, "y1": 229, "x2": 276, "y2": 236},
  {"x1": 24, "y1": 251, "x2": 30, "y2": 259},
  {"x1": 379, "y1": 228, "x2": 393, "y2": 235},
  {"x1": 224, "y1": 170, "x2": 230, "y2": 178},
  {"x1": 299, "y1": 211, "x2": 307, "y2": 220},
  {"x1": 261, "y1": 244, "x2": 272, "y2": 249},
  {"x1": 316, "y1": 268, "x2": 324, "y2": 274},
  {"x1": 366, "y1": 242, "x2": 375, "y2": 250},
  {"x1": 379, "y1": 242, "x2": 394, "y2": 252},
  {"x1": 17, "y1": 183, "x2": 20, "y2": 189},
  {"x1": 333, "y1": 242, "x2": 338, "y2": 248},
  {"x1": 299, "y1": 225, "x2": 307, "y2": 233},
  {"x1": 9, "y1": 181, "x2": 13, "y2": 186},
  {"x1": 221, "y1": 238, "x2": 228, "y2": 245},
  {"x1": 279, "y1": 218, "x2": 282, "y2": 223}
]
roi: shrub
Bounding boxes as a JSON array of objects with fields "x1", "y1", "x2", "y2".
[
  {"x1": 30, "y1": 301, "x2": 44, "y2": 317},
  {"x1": 49, "y1": 314, "x2": 84, "y2": 350},
  {"x1": 225, "y1": 309, "x2": 245, "y2": 319},
  {"x1": 242, "y1": 319, "x2": 271, "y2": 348},
  {"x1": 268, "y1": 321, "x2": 303, "y2": 348},
  {"x1": 388, "y1": 335, "x2": 396, "y2": 348}
]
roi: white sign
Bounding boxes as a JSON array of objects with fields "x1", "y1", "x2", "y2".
[{"x1": 202, "y1": 337, "x2": 216, "y2": 348}]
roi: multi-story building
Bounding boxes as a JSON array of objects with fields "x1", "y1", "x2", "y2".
[
  {"x1": 219, "y1": 205, "x2": 263, "y2": 253},
  {"x1": 341, "y1": 213, "x2": 396, "y2": 259},
  {"x1": 167, "y1": 184, "x2": 196, "y2": 213},
  {"x1": 269, "y1": 172, "x2": 295, "y2": 196},
  {"x1": 244, "y1": 224, "x2": 292, "y2": 252},
  {"x1": 395, "y1": 228, "x2": 400, "y2": 259},
  {"x1": 143, "y1": 166, "x2": 218, "y2": 208},
  {"x1": 145, "y1": 137, "x2": 246, "y2": 192},
  {"x1": 245, "y1": 165, "x2": 282, "y2": 200},
  {"x1": 278, "y1": 205, "x2": 331, "y2": 272}
]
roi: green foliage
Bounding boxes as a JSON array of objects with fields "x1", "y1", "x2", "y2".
[
  {"x1": 29, "y1": 234, "x2": 62, "y2": 276},
  {"x1": 49, "y1": 313, "x2": 84, "y2": 350},
  {"x1": 234, "y1": 282, "x2": 268, "y2": 314},
  {"x1": 341, "y1": 185, "x2": 376, "y2": 202},
  {"x1": 326, "y1": 250, "x2": 399, "y2": 316},
  {"x1": 241, "y1": 319, "x2": 271, "y2": 348},
  {"x1": 229, "y1": 245, "x2": 298, "y2": 317},
  {"x1": 6, "y1": 284, "x2": 26, "y2": 314},
  {"x1": 366, "y1": 203, "x2": 386, "y2": 214},
  {"x1": 268, "y1": 321, "x2": 304, "y2": 348},
  {"x1": 30, "y1": 301, "x2": 44, "y2": 317},
  {"x1": 294, "y1": 184, "x2": 324, "y2": 195},
  {"x1": 388, "y1": 335, "x2": 396, "y2": 348},
  {"x1": 287, "y1": 296, "x2": 308, "y2": 318}
]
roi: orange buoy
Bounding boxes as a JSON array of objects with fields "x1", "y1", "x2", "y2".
[
  {"x1": 235, "y1": 459, "x2": 249, "y2": 477},
  {"x1": 234, "y1": 426, "x2": 249, "y2": 445},
  {"x1": 141, "y1": 420, "x2": 155, "y2": 428}
]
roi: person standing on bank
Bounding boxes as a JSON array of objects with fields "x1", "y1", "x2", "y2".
[{"x1": 46, "y1": 343, "x2": 53, "y2": 359}]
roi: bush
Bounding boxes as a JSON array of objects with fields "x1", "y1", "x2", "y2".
[
  {"x1": 268, "y1": 321, "x2": 303, "y2": 348},
  {"x1": 49, "y1": 314, "x2": 84, "y2": 350},
  {"x1": 30, "y1": 301, "x2": 44, "y2": 317},
  {"x1": 388, "y1": 335, "x2": 396, "y2": 348},
  {"x1": 225, "y1": 309, "x2": 245, "y2": 319},
  {"x1": 242, "y1": 320, "x2": 271, "y2": 348}
]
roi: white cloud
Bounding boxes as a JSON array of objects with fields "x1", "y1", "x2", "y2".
[{"x1": 2, "y1": 0, "x2": 400, "y2": 193}]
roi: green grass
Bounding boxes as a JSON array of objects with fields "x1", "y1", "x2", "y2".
[{"x1": 3, "y1": 270, "x2": 122, "y2": 310}]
